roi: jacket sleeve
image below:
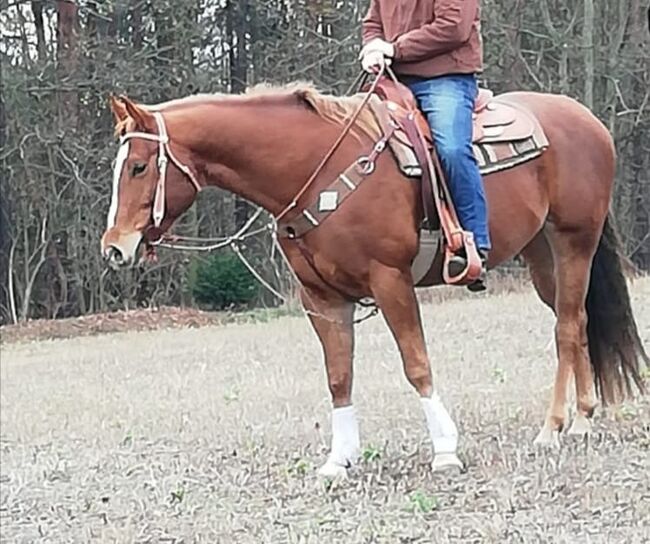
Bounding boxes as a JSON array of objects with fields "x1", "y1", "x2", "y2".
[
  {"x1": 393, "y1": 0, "x2": 477, "y2": 62},
  {"x1": 361, "y1": 0, "x2": 384, "y2": 44}
]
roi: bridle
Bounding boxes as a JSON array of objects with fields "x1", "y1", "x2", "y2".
[{"x1": 119, "y1": 111, "x2": 203, "y2": 238}]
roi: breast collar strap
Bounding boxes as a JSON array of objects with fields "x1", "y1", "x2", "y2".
[{"x1": 120, "y1": 112, "x2": 203, "y2": 228}]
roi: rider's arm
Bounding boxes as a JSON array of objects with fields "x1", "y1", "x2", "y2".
[
  {"x1": 361, "y1": 0, "x2": 384, "y2": 44},
  {"x1": 393, "y1": 0, "x2": 477, "y2": 62}
]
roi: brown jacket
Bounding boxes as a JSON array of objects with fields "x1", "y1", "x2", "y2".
[{"x1": 362, "y1": 0, "x2": 483, "y2": 78}]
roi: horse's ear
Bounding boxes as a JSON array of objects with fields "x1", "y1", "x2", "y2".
[
  {"x1": 119, "y1": 95, "x2": 155, "y2": 132},
  {"x1": 109, "y1": 94, "x2": 128, "y2": 123}
]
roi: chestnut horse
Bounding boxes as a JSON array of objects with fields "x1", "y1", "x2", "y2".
[{"x1": 102, "y1": 83, "x2": 647, "y2": 478}]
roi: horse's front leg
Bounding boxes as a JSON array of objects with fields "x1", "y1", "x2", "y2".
[
  {"x1": 301, "y1": 287, "x2": 359, "y2": 479},
  {"x1": 370, "y1": 265, "x2": 463, "y2": 472}
]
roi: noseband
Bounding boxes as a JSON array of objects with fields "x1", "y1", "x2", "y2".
[{"x1": 119, "y1": 112, "x2": 203, "y2": 235}]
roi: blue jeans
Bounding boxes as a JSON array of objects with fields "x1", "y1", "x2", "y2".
[{"x1": 405, "y1": 74, "x2": 491, "y2": 251}]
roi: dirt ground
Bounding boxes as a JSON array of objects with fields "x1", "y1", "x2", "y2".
[
  {"x1": 1, "y1": 279, "x2": 649, "y2": 543},
  {"x1": 0, "y1": 306, "x2": 226, "y2": 345}
]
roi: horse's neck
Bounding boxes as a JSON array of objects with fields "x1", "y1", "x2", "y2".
[{"x1": 170, "y1": 102, "x2": 332, "y2": 214}]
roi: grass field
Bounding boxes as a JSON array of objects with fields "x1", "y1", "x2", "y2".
[{"x1": 1, "y1": 279, "x2": 649, "y2": 543}]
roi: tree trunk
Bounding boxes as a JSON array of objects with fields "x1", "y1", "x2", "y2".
[
  {"x1": 227, "y1": 0, "x2": 251, "y2": 228},
  {"x1": 583, "y1": 0, "x2": 595, "y2": 108},
  {"x1": 56, "y1": 0, "x2": 79, "y2": 127},
  {"x1": 131, "y1": 1, "x2": 144, "y2": 50},
  {"x1": 31, "y1": 1, "x2": 47, "y2": 63},
  {"x1": 627, "y1": 0, "x2": 650, "y2": 268},
  {"x1": 0, "y1": 71, "x2": 10, "y2": 323}
]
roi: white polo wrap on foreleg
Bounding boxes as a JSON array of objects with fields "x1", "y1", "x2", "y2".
[
  {"x1": 327, "y1": 405, "x2": 360, "y2": 467},
  {"x1": 421, "y1": 394, "x2": 458, "y2": 454}
]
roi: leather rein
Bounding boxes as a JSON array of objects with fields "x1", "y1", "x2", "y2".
[{"x1": 275, "y1": 64, "x2": 387, "y2": 222}]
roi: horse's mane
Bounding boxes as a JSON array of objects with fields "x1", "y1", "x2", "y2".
[
  {"x1": 287, "y1": 84, "x2": 382, "y2": 142},
  {"x1": 137, "y1": 82, "x2": 381, "y2": 142}
]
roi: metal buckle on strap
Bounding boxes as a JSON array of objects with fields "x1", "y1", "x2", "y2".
[
  {"x1": 357, "y1": 156, "x2": 375, "y2": 175},
  {"x1": 373, "y1": 140, "x2": 386, "y2": 153}
]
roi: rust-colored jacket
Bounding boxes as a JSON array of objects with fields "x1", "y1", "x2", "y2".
[{"x1": 362, "y1": 0, "x2": 483, "y2": 78}]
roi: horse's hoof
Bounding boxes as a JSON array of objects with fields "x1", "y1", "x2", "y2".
[
  {"x1": 567, "y1": 413, "x2": 592, "y2": 436},
  {"x1": 534, "y1": 426, "x2": 560, "y2": 448},
  {"x1": 432, "y1": 453, "x2": 464, "y2": 472},
  {"x1": 317, "y1": 461, "x2": 349, "y2": 481}
]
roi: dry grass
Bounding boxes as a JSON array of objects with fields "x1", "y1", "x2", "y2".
[{"x1": 1, "y1": 280, "x2": 649, "y2": 543}]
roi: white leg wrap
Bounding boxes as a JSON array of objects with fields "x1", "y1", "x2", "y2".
[
  {"x1": 421, "y1": 394, "x2": 458, "y2": 454},
  {"x1": 327, "y1": 405, "x2": 360, "y2": 466},
  {"x1": 318, "y1": 405, "x2": 360, "y2": 481}
]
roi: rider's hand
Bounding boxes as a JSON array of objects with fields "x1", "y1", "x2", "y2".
[
  {"x1": 360, "y1": 38, "x2": 395, "y2": 59},
  {"x1": 359, "y1": 38, "x2": 395, "y2": 73},
  {"x1": 361, "y1": 49, "x2": 391, "y2": 73}
]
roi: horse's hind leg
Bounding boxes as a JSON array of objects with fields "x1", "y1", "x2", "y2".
[
  {"x1": 522, "y1": 226, "x2": 599, "y2": 443},
  {"x1": 521, "y1": 230, "x2": 567, "y2": 446},
  {"x1": 521, "y1": 230, "x2": 556, "y2": 312},
  {"x1": 370, "y1": 265, "x2": 462, "y2": 472},
  {"x1": 301, "y1": 288, "x2": 359, "y2": 479},
  {"x1": 545, "y1": 225, "x2": 600, "y2": 438}
]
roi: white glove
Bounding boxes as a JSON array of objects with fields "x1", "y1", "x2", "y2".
[
  {"x1": 360, "y1": 38, "x2": 395, "y2": 59},
  {"x1": 361, "y1": 49, "x2": 391, "y2": 73},
  {"x1": 359, "y1": 38, "x2": 395, "y2": 73}
]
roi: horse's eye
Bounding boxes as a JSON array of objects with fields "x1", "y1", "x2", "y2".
[{"x1": 131, "y1": 163, "x2": 147, "y2": 177}]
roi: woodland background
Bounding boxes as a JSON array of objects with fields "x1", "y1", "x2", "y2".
[{"x1": 1, "y1": 0, "x2": 648, "y2": 323}]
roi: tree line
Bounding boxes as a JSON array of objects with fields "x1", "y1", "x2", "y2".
[{"x1": 1, "y1": 0, "x2": 648, "y2": 323}]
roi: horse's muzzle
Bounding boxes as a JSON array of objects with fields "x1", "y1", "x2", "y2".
[{"x1": 101, "y1": 230, "x2": 143, "y2": 269}]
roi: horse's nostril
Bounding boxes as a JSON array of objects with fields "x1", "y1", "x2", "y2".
[{"x1": 106, "y1": 245, "x2": 124, "y2": 264}]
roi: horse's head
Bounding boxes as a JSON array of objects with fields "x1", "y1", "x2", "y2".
[{"x1": 101, "y1": 96, "x2": 202, "y2": 269}]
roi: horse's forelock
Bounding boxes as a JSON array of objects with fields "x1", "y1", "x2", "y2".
[{"x1": 113, "y1": 118, "x2": 129, "y2": 139}]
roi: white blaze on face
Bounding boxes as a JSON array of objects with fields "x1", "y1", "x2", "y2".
[{"x1": 107, "y1": 141, "x2": 130, "y2": 229}]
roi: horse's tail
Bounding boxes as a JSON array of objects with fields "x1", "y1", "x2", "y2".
[{"x1": 586, "y1": 214, "x2": 648, "y2": 404}]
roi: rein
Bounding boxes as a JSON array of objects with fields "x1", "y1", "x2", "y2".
[
  {"x1": 275, "y1": 63, "x2": 386, "y2": 222},
  {"x1": 153, "y1": 207, "x2": 266, "y2": 252}
]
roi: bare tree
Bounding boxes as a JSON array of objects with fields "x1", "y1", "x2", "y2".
[{"x1": 0, "y1": 0, "x2": 647, "y2": 323}]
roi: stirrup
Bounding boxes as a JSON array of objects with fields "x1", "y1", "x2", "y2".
[{"x1": 442, "y1": 232, "x2": 483, "y2": 286}]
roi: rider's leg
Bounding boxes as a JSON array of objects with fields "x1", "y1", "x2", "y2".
[{"x1": 406, "y1": 74, "x2": 491, "y2": 283}]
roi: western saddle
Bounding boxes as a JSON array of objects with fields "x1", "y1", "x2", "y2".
[
  {"x1": 367, "y1": 77, "x2": 549, "y2": 286},
  {"x1": 374, "y1": 80, "x2": 536, "y2": 151}
]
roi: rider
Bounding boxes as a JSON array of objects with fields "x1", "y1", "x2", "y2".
[{"x1": 360, "y1": 0, "x2": 490, "y2": 291}]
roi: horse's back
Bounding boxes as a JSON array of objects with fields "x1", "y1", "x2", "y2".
[
  {"x1": 495, "y1": 91, "x2": 614, "y2": 151},
  {"x1": 496, "y1": 91, "x2": 615, "y2": 230}
]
